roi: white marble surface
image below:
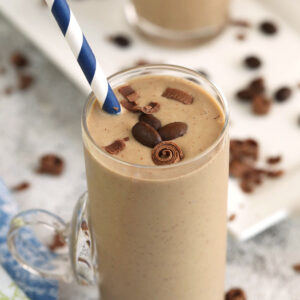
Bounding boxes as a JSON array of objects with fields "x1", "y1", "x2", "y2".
[{"x1": 1, "y1": 14, "x2": 300, "y2": 300}]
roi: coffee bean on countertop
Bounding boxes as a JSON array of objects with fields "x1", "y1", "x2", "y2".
[
  {"x1": 249, "y1": 77, "x2": 265, "y2": 94},
  {"x1": 108, "y1": 34, "x2": 132, "y2": 48},
  {"x1": 274, "y1": 86, "x2": 292, "y2": 102},
  {"x1": 244, "y1": 56, "x2": 262, "y2": 69},
  {"x1": 252, "y1": 95, "x2": 272, "y2": 115},
  {"x1": 139, "y1": 114, "x2": 161, "y2": 130},
  {"x1": 259, "y1": 21, "x2": 278, "y2": 35},
  {"x1": 11, "y1": 52, "x2": 29, "y2": 68},
  {"x1": 132, "y1": 122, "x2": 162, "y2": 148},
  {"x1": 158, "y1": 122, "x2": 188, "y2": 141},
  {"x1": 225, "y1": 288, "x2": 246, "y2": 300},
  {"x1": 236, "y1": 89, "x2": 254, "y2": 101}
]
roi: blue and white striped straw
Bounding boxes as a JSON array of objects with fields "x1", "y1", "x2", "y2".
[{"x1": 45, "y1": 0, "x2": 121, "y2": 114}]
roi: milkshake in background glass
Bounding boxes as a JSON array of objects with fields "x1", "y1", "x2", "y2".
[
  {"x1": 125, "y1": 0, "x2": 230, "y2": 44},
  {"x1": 83, "y1": 65, "x2": 229, "y2": 300}
]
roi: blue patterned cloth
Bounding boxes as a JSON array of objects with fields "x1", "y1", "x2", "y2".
[{"x1": 0, "y1": 179, "x2": 59, "y2": 300}]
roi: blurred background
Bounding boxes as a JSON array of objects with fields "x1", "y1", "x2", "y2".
[{"x1": 0, "y1": 0, "x2": 300, "y2": 299}]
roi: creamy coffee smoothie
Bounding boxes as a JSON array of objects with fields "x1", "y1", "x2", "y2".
[
  {"x1": 126, "y1": 0, "x2": 230, "y2": 42},
  {"x1": 83, "y1": 69, "x2": 229, "y2": 300}
]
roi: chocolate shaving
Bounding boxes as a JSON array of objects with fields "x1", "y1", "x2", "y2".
[
  {"x1": 104, "y1": 138, "x2": 127, "y2": 155},
  {"x1": 121, "y1": 100, "x2": 160, "y2": 114},
  {"x1": 162, "y1": 88, "x2": 193, "y2": 105},
  {"x1": 37, "y1": 154, "x2": 64, "y2": 175},
  {"x1": 118, "y1": 85, "x2": 139, "y2": 102},
  {"x1": 11, "y1": 181, "x2": 30, "y2": 192},
  {"x1": 152, "y1": 141, "x2": 184, "y2": 165},
  {"x1": 121, "y1": 99, "x2": 139, "y2": 112},
  {"x1": 49, "y1": 232, "x2": 66, "y2": 251}
]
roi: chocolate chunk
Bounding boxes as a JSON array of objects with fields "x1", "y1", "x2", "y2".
[
  {"x1": 104, "y1": 139, "x2": 127, "y2": 155},
  {"x1": 244, "y1": 56, "x2": 262, "y2": 69},
  {"x1": 230, "y1": 19, "x2": 251, "y2": 28},
  {"x1": 260, "y1": 21, "x2": 278, "y2": 35},
  {"x1": 121, "y1": 99, "x2": 139, "y2": 112},
  {"x1": 11, "y1": 181, "x2": 30, "y2": 192},
  {"x1": 249, "y1": 77, "x2": 265, "y2": 94},
  {"x1": 118, "y1": 85, "x2": 139, "y2": 102},
  {"x1": 293, "y1": 264, "x2": 300, "y2": 272},
  {"x1": 18, "y1": 74, "x2": 34, "y2": 90},
  {"x1": 162, "y1": 88, "x2": 193, "y2": 104},
  {"x1": 140, "y1": 102, "x2": 160, "y2": 114},
  {"x1": 152, "y1": 141, "x2": 184, "y2": 165},
  {"x1": 225, "y1": 288, "x2": 246, "y2": 300},
  {"x1": 139, "y1": 114, "x2": 161, "y2": 130},
  {"x1": 266, "y1": 155, "x2": 281, "y2": 165},
  {"x1": 230, "y1": 159, "x2": 253, "y2": 178},
  {"x1": 252, "y1": 95, "x2": 271, "y2": 115},
  {"x1": 274, "y1": 86, "x2": 292, "y2": 102},
  {"x1": 158, "y1": 122, "x2": 188, "y2": 141},
  {"x1": 109, "y1": 34, "x2": 132, "y2": 48},
  {"x1": 37, "y1": 154, "x2": 64, "y2": 175},
  {"x1": 11, "y1": 52, "x2": 29, "y2": 68},
  {"x1": 49, "y1": 232, "x2": 66, "y2": 251},
  {"x1": 236, "y1": 89, "x2": 254, "y2": 101},
  {"x1": 132, "y1": 122, "x2": 162, "y2": 148}
]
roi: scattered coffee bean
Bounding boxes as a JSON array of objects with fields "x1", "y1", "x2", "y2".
[
  {"x1": 104, "y1": 139, "x2": 127, "y2": 155},
  {"x1": 274, "y1": 86, "x2": 292, "y2": 102},
  {"x1": 292, "y1": 264, "x2": 300, "y2": 273},
  {"x1": 230, "y1": 159, "x2": 253, "y2": 178},
  {"x1": 18, "y1": 74, "x2": 34, "y2": 90},
  {"x1": 158, "y1": 122, "x2": 188, "y2": 141},
  {"x1": 109, "y1": 34, "x2": 132, "y2": 48},
  {"x1": 236, "y1": 89, "x2": 254, "y2": 101},
  {"x1": 266, "y1": 155, "x2": 282, "y2": 165},
  {"x1": 244, "y1": 56, "x2": 262, "y2": 69},
  {"x1": 225, "y1": 288, "x2": 246, "y2": 300},
  {"x1": 228, "y1": 214, "x2": 236, "y2": 222},
  {"x1": 49, "y1": 232, "x2": 66, "y2": 251},
  {"x1": 162, "y1": 88, "x2": 193, "y2": 104},
  {"x1": 260, "y1": 21, "x2": 278, "y2": 35},
  {"x1": 132, "y1": 121, "x2": 162, "y2": 148},
  {"x1": 139, "y1": 114, "x2": 161, "y2": 130},
  {"x1": 11, "y1": 181, "x2": 30, "y2": 192},
  {"x1": 252, "y1": 95, "x2": 271, "y2": 115},
  {"x1": 11, "y1": 52, "x2": 29, "y2": 68},
  {"x1": 152, "y1": 141, "x2": 184, "y2": 165},
  {"x1": 249, "y1": 77, "x2": 265, "y2": 94},
  {"x1": 37, "y1": 154, "x2": 64, "y2": 175}
]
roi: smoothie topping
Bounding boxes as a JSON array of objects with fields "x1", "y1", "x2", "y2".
[
  {"x1": 121, "y1": 98, "x2": 160, "y2": 114},
  {"x1": 132, "y1": 121, "x2": 162, "y2": 148},
  {"x1": 118, "y1": 85, "x2": 139, "y2": 102},
  {"x1": 252, "y1": 95, "x2": 272, "y2": 115},
  {"x1": 158, "y1": 122, "x2": 188, "y2": 141},
  {"x1": 104, "y1": 138, "x2": 129, "y2": 155},
  {"x1": 162, "y1": 87, "x2": 194, "y2": 104},
  {"x1": 139, "y1": 114, "x2": 161, "y2": 130},
  {"x1": 152, "y1": 141, "x2": 184, "y2": 165}
]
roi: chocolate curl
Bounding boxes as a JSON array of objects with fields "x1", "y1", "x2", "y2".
[{"x1": 152, "y1": 141, "x2": 184, "y2": 165}]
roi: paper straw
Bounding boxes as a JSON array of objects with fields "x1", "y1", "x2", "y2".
[{"x1": 45, "y1": 0, "x2": 121, "y2": 114}]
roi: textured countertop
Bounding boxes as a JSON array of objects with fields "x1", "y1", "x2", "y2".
[{"x1": 0, "y1": 15, "x2": 300, "y2": 300}]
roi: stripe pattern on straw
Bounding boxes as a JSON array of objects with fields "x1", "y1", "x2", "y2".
[{"x1": 46, "y1": 0, "x2": 121, "y2": 114}]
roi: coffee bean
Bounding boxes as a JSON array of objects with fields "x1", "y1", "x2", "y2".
[
  {"x1": 249, "y1": 77, "x2": 265, "y2": 94},
  {"x1": 225, "y1": 288, "x2": 246, "y2": 300},
  {"x1": 274, "y1": 86, "x2": 292, "y2": 102},
  {"x1": 158, "y1": 122, "x2": 188, "y2": 141},
  {"x1": 260, "y1": 21, "x2": 278, "y2": 35},
  {"x1": 132, "y1": 122, "x2": 162, "y2": 148},
  {"x1": 109, "y1": 34, "x2": 132, "y2": 48},
  {"x1": 252, "y1": 95, "x2": 272, "y2": 115},
  {"x1": 244, "y1": 56, "x2": 262, "y2": 69},
  {"x1": 139, "y1": 114, "x2": 161, "y2": 130},
  {"x1": 236, "y1": 89, "x2": 254, "y2": 101}
]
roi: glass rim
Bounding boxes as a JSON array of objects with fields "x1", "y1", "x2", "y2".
[{"x1": 82, "y1": 64, "x2": 229, "y2": 170}]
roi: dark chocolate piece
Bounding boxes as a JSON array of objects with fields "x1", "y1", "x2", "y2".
[{"x1": 162, "y1": 88, "x2": 193, "y2": 104}]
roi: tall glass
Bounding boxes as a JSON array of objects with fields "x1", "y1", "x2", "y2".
[
  {"x1": 83, "y1": 65, "x2": 229, "y2": 299},
  {"x1": 125, "y1": 0, "x2": 231, "y2": 45}
]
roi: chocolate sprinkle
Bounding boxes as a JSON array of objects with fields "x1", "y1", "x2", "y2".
[
  {"x1": 274, "y1": 86, "x2": 292, "y2": 102},
  {"x1": 104, "y1": 139, "x2": 127, "y2": 155},
  {"x1": 162, "y1": 88, "x2": 193, "y2": 104},
  {"x1": 225, "y1": 288, "x2": 247, "y2": 300},
  {"x1": 152, "y1": 141, "x2": 184, "y2": 165}
]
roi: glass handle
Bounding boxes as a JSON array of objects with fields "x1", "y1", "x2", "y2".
[{"x1": 7, "y1": 209, "x2": 72, "y2": 281}]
